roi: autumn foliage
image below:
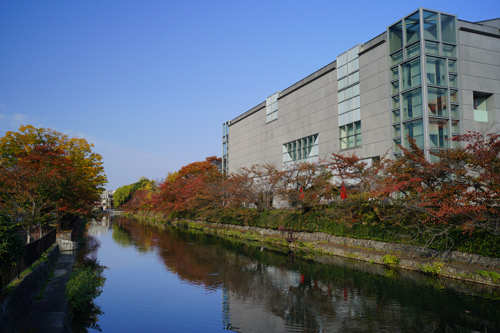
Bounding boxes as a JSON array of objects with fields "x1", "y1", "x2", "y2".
[{"x1": 0, "y1": 125, "x2": 107, "y2": 242}]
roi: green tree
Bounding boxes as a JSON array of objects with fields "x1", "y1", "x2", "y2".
[{"x1": 0, "y1": 214, "x2": 24, "y2": 275}]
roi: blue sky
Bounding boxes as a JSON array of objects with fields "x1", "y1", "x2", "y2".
[{"x1": 1, "y1": 1, "x2": 498, "y2": 190}]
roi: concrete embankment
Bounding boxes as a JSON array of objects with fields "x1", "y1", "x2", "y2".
[
  {"x1": 0, "y1": 245, "x2": 76, "y2": 333},
  {"x1": 131, "y1": 214, "x2": 500, "y2": 288}
]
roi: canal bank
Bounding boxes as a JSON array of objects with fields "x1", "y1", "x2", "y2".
[
  {"x1": 128, "y1": 214, "x2": 500, "y2": 288},
  {"x1": 0, "y1": 245, "x2": 75, "y2": 333}
]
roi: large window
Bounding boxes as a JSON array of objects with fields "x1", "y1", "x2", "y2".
[{"x1": 283, "y1": 134, "x2": 319, "y2": 164}]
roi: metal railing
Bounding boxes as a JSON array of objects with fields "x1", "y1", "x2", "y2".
[{"x1": 1, "y1": 228, "x2": 57, "y2": 291}]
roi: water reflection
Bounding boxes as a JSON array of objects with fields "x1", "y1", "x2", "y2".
[{"x1": 93, "y1": 216, "x2": 500, "y2": 332}]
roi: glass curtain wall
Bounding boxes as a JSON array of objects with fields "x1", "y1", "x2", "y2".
[{"x1": 388, "y1": 9, "x2": 459, "y2": 157}]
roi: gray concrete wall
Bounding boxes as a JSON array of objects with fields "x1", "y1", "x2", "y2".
[{"x1": 458, "y1": 20, "x2": 500, "y2": 132}]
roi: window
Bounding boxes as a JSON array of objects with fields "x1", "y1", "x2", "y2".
[
  {"x1": 428, "y1": 87, "x2": 448, "y2": 117},
  {"x1": 441, "y1": 14, "x2": 457, "y2": 44},
  {"x1": 405, "y1": 12, "x2": 420, "y2": 45},
  {"x1": 403, "y1": 119, "x2": 424, "y2": 148},
  {"x1": 283, "y1": 134, "x2": 319, "y2": 164},
  {"x1": 402, "y1": 58, "x2": 421, "y2": 90},
  {"x1": 426, "y1": 57, "x2": 447, "y2": 86},
  {"x1": 266, "y1": 92, "x2": 279, "y2": 122},
  {"x1": 402, "y1": 88, "x2": 422, "y2": 120},
  {"x1": 389, "y1": 21, "x2": 403, "y2": 53},
  {"x1": 340, "y1": 121, "x2": 361, "y2": 149},
  {"x1": 429, "y1": 118, "x2": 449, "y2": 148},
  {"x1": 423, "y1": 10, "x2": 438, "y2": 40},
  {"x1": 473, "y1": 92, "x2": 492, "y2": 122}
]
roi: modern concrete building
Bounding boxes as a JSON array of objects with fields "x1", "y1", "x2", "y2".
[{"x1": 222, "y1": 8, "x2": 500, "y2": 174}]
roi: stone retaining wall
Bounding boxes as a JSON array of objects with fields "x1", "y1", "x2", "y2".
[
  {"x1": 0, "y1": 245, "x2": 60, "y2": 333},
  {"x1": 194, "y1": 220, "x2": 500, "y2": 269}
]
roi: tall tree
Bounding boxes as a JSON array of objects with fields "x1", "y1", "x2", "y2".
[{"x1": 0, "y1": 126, "x2": 107, "y2": 241}]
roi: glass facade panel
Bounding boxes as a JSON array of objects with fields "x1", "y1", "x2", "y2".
[
  {"x1": 441, "y1": 14, "x2": 457, "y2": 44},
  {"x1": 429, "y1": 118, "x2": 449, "y2": 148},
  {"x1": 428, "y1": 87, "x2": 448, "y2": 117},
  {"x1": 452, "y1": 120, "x2": 460, "y2": 134},
  {"x1": 403, "y1": 119, "x2": 424, "y2": 148},
  {"x1": 449, "y1": 74, "x2": 458, "y2": 88},
  {"x1": 393, "y1": 139, "x2": 402, "y2": 153},
  {"x1": 391, "y1": 67, "x2": 399, "y2": 81},
  {"x1": 390, "y1": 50, "x2": 403, "y2": 66},
  {"x1": 393, "y1": 109, "x2": 400, "y2": 123},
  {"x1": 405, "y1": 12, "x2": 420, "y2": 44},
  {"x1": 406, "y1": 43, "x2": 420, "y2": 58},
  {"x1": 425, "y1": 41, "x2": 439, "y2": 55},
  {"x1": 450, "y1": 90, "x2": 458, "y2": 103},
  {"x1": 392, "y1": 95, "x2": 400, "y2": 109},
  {"x1": 393, "y1": 124, "x2": 401, "y2": 137},
  {"x1": 442, "y1": 44, "x2": 456, "y2": 57},
  {"x1": 391, "y1": 81, "x2": 399, "y2": 94},
  {"x1": 402, "y1": 58, "x2": 421, "y2": 90},
  {"x1": 423, "y1": 10, "x2": 438, "y2": 40},
  {"x1": 389, "y1": 21, "x2": 403, "y2": 53},
  {"x1": 451, "y1": 105, "x2": 459, "y2": 118},
  {"x1": 426, "y1": 57, "x2": 447, "y2": 86},
  {"x1": 402, "y1": 88, "x2": 422, "y2": 120},
  {"x1": 448, "y1": 59, "x2": 457, "y2": 72}
]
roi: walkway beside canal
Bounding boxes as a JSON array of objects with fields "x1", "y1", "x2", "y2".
[{"x1": 21, "y1": 252, "x2": 75, "y2": 333}]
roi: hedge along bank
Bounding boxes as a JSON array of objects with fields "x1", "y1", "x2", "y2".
[{"x1": 123, "y1": 212, "x2": 500, "y2": 288}]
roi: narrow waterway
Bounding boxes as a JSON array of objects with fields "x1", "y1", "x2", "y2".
[{"x1": 84, "y1": 215, "x2": 500, "y2": 332}]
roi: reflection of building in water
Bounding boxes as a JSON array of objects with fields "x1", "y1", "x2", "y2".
[
  {"x1": 219, "y1": 260, "x2": 416, "y2": 332},
  {"x1": 88, "y1": 216, "x2": 112, "y2": 236},
  {"x1": 99, "y1": 190, "x2": 114, "y2": 210}
]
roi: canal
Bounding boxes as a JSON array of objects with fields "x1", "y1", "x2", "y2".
[{"x1": 83, "y1": 215, "x2": 500, "y2": 332}]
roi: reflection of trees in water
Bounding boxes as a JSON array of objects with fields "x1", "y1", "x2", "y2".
[{"x1": 111, "y1": 217, "x2": 500, "y2": 332}]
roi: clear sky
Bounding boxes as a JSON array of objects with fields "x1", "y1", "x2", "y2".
[{"x1": 1, "y1": 0, "x2": 499, "y2": 190}]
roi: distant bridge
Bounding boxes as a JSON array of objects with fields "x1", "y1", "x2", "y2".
[{"x1": 108, "y1": 210, "x2": 123, "y2": 216}]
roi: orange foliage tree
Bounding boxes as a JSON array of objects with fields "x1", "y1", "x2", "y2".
[{"x1": 0, "y1": 126, "x2": 107, "y2": 241}]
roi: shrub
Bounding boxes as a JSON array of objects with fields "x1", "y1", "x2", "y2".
[{"x1": 65, "y1": 264, "x2": 105, "y2": 317}]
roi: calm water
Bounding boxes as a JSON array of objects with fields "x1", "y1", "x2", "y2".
[{"x1": 84, "y1": 216, "x2": 500, "y2": 332}]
